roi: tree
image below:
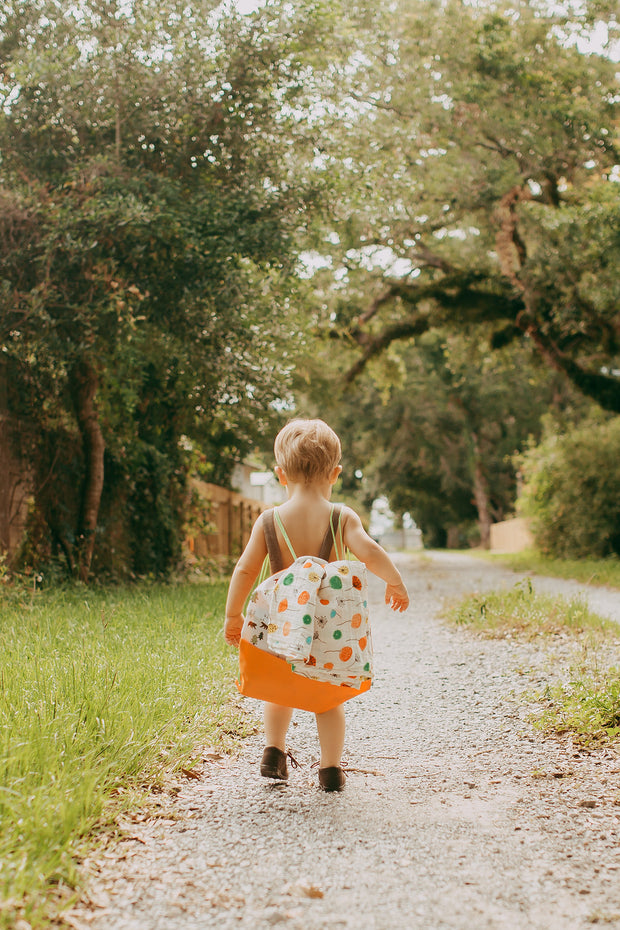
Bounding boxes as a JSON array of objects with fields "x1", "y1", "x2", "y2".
[
  {"x1": 309, "y1": 0, "x2": 620, "y2": 410},
  {"x1": 297, "y1": 324, "x2": 583, "y2": 547},
  {"x1": 0, "y1": 0, "x2": 324, "y2": 578}
]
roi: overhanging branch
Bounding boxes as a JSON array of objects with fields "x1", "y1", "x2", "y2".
[
  {"x1": 516, "y1": 313, "x2": 620, "y2": 414},
  {"x1": 342, "y1": 279, "x2": 524, "y2": 381},
  {"x1": 344, "y1": 315, "x2": 432, "y2": 383}
]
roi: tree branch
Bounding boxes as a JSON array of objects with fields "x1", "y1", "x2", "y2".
[
  {"x1": 494, "y1": 185, "x2": 532, "y2": 285},
  {"x1": 357, "y1": 287, "x2": 396, "y2": 325},
  {"x1": 347, "y1": 88, "x2": 417, "y2": 121},
  {"x1": 344, "y1": 315, "x2": 433, "y2": 383},
  {"x1": 409, "y1": 245, "x2": 454, "y2": 273},
  {"x1": 516, "y1": 312, "x2": 620, "y2": 413},
  {"x1": 343, "y1": 276, "x2": 524, "y2": 381}
]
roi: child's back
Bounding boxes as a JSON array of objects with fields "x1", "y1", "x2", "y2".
[
  {"x1": 270, "y1": 494, "x2": 339, "y2": 568},
  {"x1": 224, "y1": 418, "x2": 409, "y2": 792}
]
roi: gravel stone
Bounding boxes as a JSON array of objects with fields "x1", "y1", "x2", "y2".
[{"x1": 76, "y1": 552, "x2": 620, "y2": 930}]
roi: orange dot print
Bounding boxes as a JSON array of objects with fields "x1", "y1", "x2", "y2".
[
  {"x1": 277, "y1": 598, "x2": 288, "y2": 613},
  {"x1": 304, "y1": 561, "x2": 313, "y2": 568},
  {"x1": 352, "y1": 575, "x2": 362, "y2": 590},
  {"x1": 282, "y1": 621, "x2": 291, "y2": 636},
  {"x1": 339, "y1": 646, "x2": 353, "y2": 662},
  {"x1": 324, "y1": 662, "x2": 334, "y2": 670},
  {"x1": 298, "y1": 590, "x2": 310, "y2": 605},
  {"x1": 358, "y1": 636, "x2": 367, "y2": 650},
  {"x1": 320, "y1": 598, "x2": 330, "y2": 606},
  {"x1": 351, "y1": 613, "x2": 362, "y2": 629}
]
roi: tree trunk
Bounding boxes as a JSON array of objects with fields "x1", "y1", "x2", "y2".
[
  {"x1": 471, "y1": 436, "x2": 492, "y2": 550},
  {"x1": 446, "y1": 526, "x2": 461, "y2": 549},
  {"x1": 71, "y1": 360, "x2": 105, "y2": 582},
  {"x1": 0, "y1": 357, "x2": 31, "y2": 560}
]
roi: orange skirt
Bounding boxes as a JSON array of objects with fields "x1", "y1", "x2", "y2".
[{"x1": 237, "y1": 639, "x2": 371, "y2": 713}]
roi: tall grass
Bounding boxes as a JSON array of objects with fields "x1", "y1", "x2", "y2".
[
  {"x1": 0, "y1": 582, "x2": 243, "y2": 927},
  {"x1": 535, "y1": 669, "x2": 620, "y2": 746}
]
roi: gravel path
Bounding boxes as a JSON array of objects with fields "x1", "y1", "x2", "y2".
[{"x1": 76, "y1": 553, "x2": 620, "y2": 930}]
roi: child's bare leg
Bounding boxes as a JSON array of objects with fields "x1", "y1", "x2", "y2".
[
  {"x1": 263, "y1": 702, "x2": 293, "y2": 750},
  {"x1": 315, "y1": 704, "x2": 345, "y2": 768}
]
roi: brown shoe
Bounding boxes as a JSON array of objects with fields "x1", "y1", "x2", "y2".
[
  {"x1": 260, "y1": 746, "x2": 289, "y2": 780},
  {"x1": 318, "y1": 766, "x2": 346, "y2": 792}
]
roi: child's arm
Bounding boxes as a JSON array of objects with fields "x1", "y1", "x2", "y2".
[
  {"x1": 224, "y1": 513, "x2": 269, "y2": 646},
  {"x1": 342, "y1": 508, "x2": 410, "y2": 612}
]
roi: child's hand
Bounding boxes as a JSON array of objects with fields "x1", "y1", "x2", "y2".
[
  {"x1": 224, "y1": 613, "x2": 244, "y2": 647},
  {"x1": 385, "y1": 582, "x2": 409, "y2": 612}
]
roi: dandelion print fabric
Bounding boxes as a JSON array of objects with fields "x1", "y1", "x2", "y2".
[
  {"x1": 241, "y1": 557, "x2": 373, "y2": 689},
  {"x1": 267, "y1": 558, "x2": 325, "y2": 661}
]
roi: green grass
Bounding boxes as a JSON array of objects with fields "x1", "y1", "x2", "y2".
[
  {"x1": 476, "y1": 548, "x2": 620, "y2": 589},
  {"x1": 0, "y1": 581, "x2": 245, "y2": 928},
  {"x1": 445, "y1": 579, "x2": 617, "y2": 638},
  {"x1": 533, "y1": 668, "x2": 620, "y2": 747}
]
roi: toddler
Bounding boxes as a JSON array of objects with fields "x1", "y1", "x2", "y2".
[{"x1": 224, "y1": 418, "x2": 409, "y2": 791}]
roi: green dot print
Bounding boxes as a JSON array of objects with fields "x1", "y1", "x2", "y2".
[
  {"x1": 329, "y1": 576, "x2": 343, "y2": 590},
  {"x1": 283, "y1": 573, "x2": 294, "y2": 585},
  {"x1": 333, "y1": 629, "x2": 343, "y2": 640},
  {"x1": 303, "y1": 614, "x2": 312, "y2": 624}
]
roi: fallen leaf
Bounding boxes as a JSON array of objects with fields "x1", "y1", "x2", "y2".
[
  {"x1": 181, "y1": 768, "x2": 202, "y2": 780},
  {"x1": 301, "y1": 885, "x2": 324, "y2": 899}
]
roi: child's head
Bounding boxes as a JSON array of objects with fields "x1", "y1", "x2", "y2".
[{"x1": 274, "y1": 419, "x2": 341, "y2": 484}]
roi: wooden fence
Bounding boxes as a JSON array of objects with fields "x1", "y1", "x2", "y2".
[{"x1": 185, "y1": 478, "x2": 266, "y2": 561}]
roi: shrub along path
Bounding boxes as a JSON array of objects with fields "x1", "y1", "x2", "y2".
[{"x1": 76, "y1": 553, "x2": 620, "y2": 930}]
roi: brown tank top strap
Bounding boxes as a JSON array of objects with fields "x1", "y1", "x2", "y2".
[
  {"x1": 263, "y1": 509, "x2": 284, "y2": 575},
  {"x1": 319, "y1": 505, "x2": 342, "y2": 561}
]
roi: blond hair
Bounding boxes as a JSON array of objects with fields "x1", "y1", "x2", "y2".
[{"x1": 274, "y1": 419, "x2": 341, "y2": 483}]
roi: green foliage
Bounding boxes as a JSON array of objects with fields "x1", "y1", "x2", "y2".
[
  {"x1": 534, "y1": 669, "x2": 620, "y2": 746},
  {"x1": 518, "y1": 417, "x2": 620, "y2": 558},
  {"x1": 308, "y1": 0, "x2": 620, "y2": 410},
  {"x1": 0, "y1": 581, "x2": 245, "y2": 928},
  {"x1": 300, "y1": 325, "x2": 581, "y2": 547},
  {"x1": 3, "y1": 0, "x2": 619, "y2": 574},
  {"x1": 0, "y1": 0, "x2": 325, "y2": 578},
  {"x1": 446, "y1": 579, "x2": 615, "y2": 638},
  {"x1": 289, "y1": 0, "x2": 619, "y2": 543}
]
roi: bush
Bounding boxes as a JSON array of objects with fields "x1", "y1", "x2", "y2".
[{"x1": 518, "y1": 417, "x2": 620, "y2": 558}]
